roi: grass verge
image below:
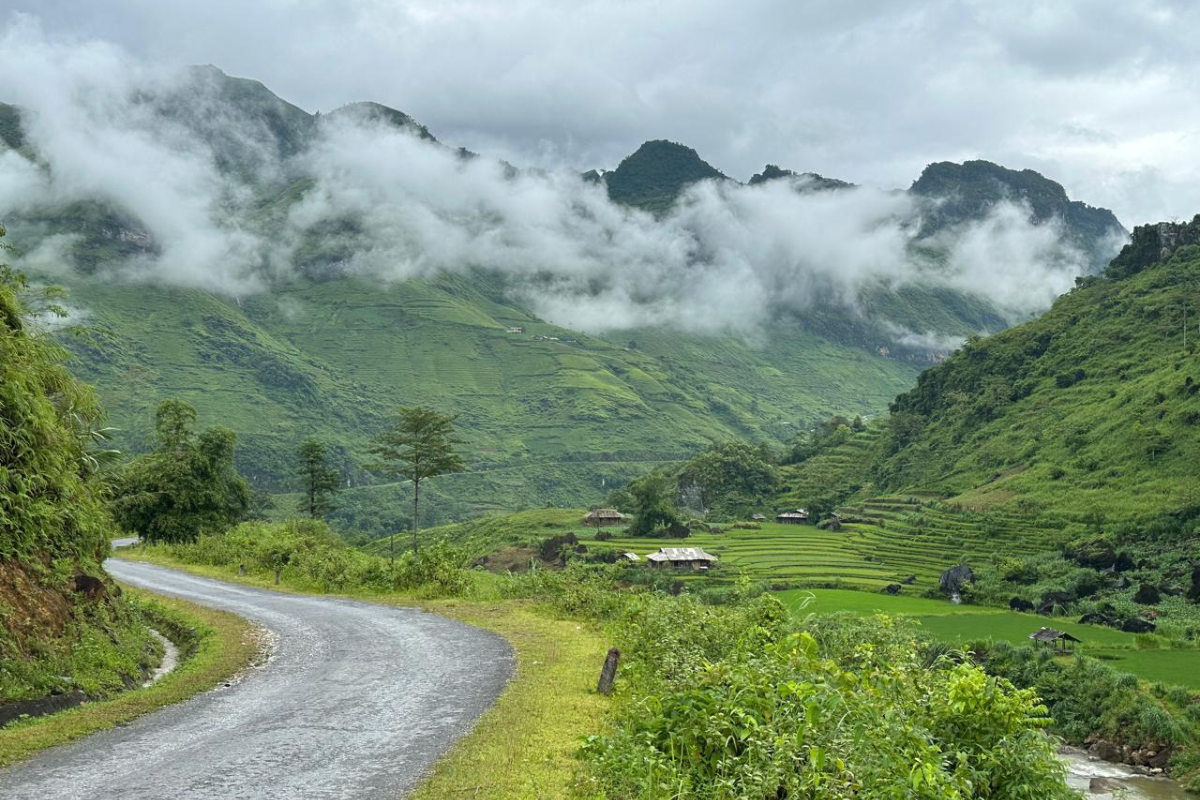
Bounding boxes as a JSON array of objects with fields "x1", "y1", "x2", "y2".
[
  {"x1": 115, "y1": 548, "x2": 612, "y2": 799},
  {"x1": 0, "y1": 588, "x2": 260, "y2": 768}
]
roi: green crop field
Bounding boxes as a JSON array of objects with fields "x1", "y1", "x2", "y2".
[{"x1": 775, "y1": 588, "x2": 1200, "y2": 689}]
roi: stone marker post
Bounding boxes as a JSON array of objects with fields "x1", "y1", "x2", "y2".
[{"x1": 597, "y1": 647, "x2": 620, "y2": 695}]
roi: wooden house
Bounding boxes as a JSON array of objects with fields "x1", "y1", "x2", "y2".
[
  {"x1": 775, "y1": 509, "x2": 810, "y2": 525},
  {"x1": 646, "y1": 547, "x2": 718, "y2": 570}
]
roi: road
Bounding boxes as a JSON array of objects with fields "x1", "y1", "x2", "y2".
[{"x1": 0, "y1": 559, "x2": 514, "y2": 800}]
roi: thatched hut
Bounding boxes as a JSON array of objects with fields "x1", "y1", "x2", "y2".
[{"x1": 584, "y1": 508, "x2": 626, "y2": 527}]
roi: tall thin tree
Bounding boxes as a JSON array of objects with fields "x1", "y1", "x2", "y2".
[
  {"x1": 296, "y1": 438, "x2": 341, "y2": 520},
  {"x1": 367, "y1": 407, "x2": 465, "y2": 563}
]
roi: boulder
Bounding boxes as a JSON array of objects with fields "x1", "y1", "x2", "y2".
[
  {"x1": 901, "y1": 575, "x2": 917, "y2": 585},
  {"x1": 1079, "y1": 611, "x2": 1120, "y2": 628},
  {"x1": 881, "y1": 583, "x2": 902, "y2": 595},
  {"x1": 1037, "y1": 590, "x2": 1074, "y2": 615},
  {"x1": 939, "y1": 564, "x2": 975, "y2": 596},
  {"x1": 1121, "y1": 617, "x2": 1157, "y2": 634},
  {"x1": 1009, "y1": 597, "x2": 1035, "y2": 612},
  {"x1": 1089, "y1": 740, "x2": 1123, "y2": 762},
  {"x1": 1113, "y1": 575, "x2": 1132, "y2": 590},
  {"x1": 1133, "y1": 583, "x2": 1162, "y2": 605},
  {"x1": 1113, "y1": 552, "x2": 1136, "y2": 572},
  {"x1": 70, "y1": 573, "x2": 108, "y2": 601}
]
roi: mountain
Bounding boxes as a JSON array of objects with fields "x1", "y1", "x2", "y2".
[
  {"x1": 869, "y1": 216, "x2": 1200, "y2": 520},
  {"x1": 747, "y1": 164, "x2": 854, "y2": 191},
  {"x1": 602, "y1": 139, "x2": 727, "y2": 212},
  {"x1": 910, "y1": 160, "x2": 1126, "y2": 269},
  {"x1": 0, "y1": 66, "x2": 1131, "y2": 531}
]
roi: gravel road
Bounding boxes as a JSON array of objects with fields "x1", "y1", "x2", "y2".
[{"x1": 0, "y1": 559, "x2": 514, "y2": 799}]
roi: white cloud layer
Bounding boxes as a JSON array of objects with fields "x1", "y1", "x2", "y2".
[
  {"x1": 0, "y1": 17, "x2": 1117, "y2": 336},
  {"x1": 5, "y1": 0, "x2": 1199, "y2": 224}
]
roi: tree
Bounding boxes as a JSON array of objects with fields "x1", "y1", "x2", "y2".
[
  {"x1": 296, "y1": 438, "x2": 340, "y2": 520},
  {"x1": 367, "y1": 407, "x2": 464, "y2": 561},
  {"x1": 111, "y1": 400, "x2": 249, "y2": 543},
  {"x1": 626, "y1": 473, "x2": 682, "y2": 537}
]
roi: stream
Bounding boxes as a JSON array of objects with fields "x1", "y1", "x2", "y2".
[{"x1": 1062, "y1": 747, "x2": 1192, "y2": 799}]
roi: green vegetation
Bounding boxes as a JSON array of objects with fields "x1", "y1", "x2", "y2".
[
  {"x1": 295, "y1": 438, "x2": 340, "y2": 519},
  {"x1": 0, "y1": 225, "x2": 153, "y2": 713},
  {"x1": 602, "y1": 139, "x2": 727, "y2": 213},
  {"x1": 873, "y1": 233, "x2": 1200, "y2": 519},
  {"x1": 367, "y1": 406, "x2": 465, "y2": 556},
  {"x1": 110, "y1": 399, "x2": 250, "y2": 543},
  {"x1": 0, "y1": 590, "x2": 259, "y2": 768},
  {"x1": 47, "y1": 274, "x2": 920, "y2": 529}
]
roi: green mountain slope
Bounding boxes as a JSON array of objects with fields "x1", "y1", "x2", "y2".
[
  {"x1": 602, "y1": 139, "x2": 727, "y2": 212},
  {"x1": 63, "y1": 271, "x2": 921, "y2": 529},
  {"x1": 873, "y1": 216, "x2": 1200, "y2": 520}
]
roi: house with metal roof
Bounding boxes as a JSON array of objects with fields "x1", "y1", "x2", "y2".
[{"x1": 646, "y1": 547, "x2": 718, "y2": 570}]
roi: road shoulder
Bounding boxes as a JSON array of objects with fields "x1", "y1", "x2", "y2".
[{"x1": 0, "y1": 590, "x2": 262, "y2": 768}]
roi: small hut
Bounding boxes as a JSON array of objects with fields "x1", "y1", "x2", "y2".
[
  {"x1": 646, "y1": 547, "x2": 718, "y2": 571},
  {"x1": 750, "y1": 513, "x2": 767, "y2": 522},
  {"x1": 584, "y1": 508, "x2": 626, "y2": 528},
  {"x1": 775, "y1": 509, "x2": 810, "y2": 525},
  {"x1": 620, "y1": 552, "x2": 640, "y2": 562},
  {"x1": 1029, "y1": 627, "x2": 1081, "y2": 651}
]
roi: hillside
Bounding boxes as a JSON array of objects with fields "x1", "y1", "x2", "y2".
[
  {"x1": 873, "y1": 216, "x2": 1200, "y2": 520},
  {"x1": 0, "y1": 65, "x2": 1130, "y2": 529},
  {"x1": 1, "y1": 229, "x2": 156, "y2": 711}
]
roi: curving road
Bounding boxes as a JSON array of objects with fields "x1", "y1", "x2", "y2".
[{"x1": 0, "y1": 559, "x2": 514, "y2": 800}]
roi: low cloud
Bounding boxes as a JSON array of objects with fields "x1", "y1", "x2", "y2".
[{"x1": 0, "y1": 19, "x2": 1119, "y2": 341}]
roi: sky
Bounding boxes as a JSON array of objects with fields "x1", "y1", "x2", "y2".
[{"x1": 3, "y1": 0, "x2": 1198, "y2": 227}]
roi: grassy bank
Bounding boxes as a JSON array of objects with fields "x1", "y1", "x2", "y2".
[
  {"x1": 0, "y1": 589, "x2": 260, "y2": 768},
  {"x1": 116, "y1": 546, "x2": 612, "y2": 799}
]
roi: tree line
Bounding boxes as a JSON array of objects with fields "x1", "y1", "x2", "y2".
[{"x1": 111, "y1": 400, "x2": 464, "y2": 558}]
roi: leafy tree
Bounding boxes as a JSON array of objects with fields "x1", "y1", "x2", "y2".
[
  {"x1": 626, "y1": 473, "x2": 682, "y2": 537},
  {"x1": 676, "y1": 442, "x2": 778, "y2": 517},
  {"x1": 367, "y1": 406, "x2": 465, "y2": 560},
  {"x1": 296, "y1": 438, "x2": 340, "y2": 520},
  {"x1": 110, "y1": 400, "x2": 249, "y2": 543}
]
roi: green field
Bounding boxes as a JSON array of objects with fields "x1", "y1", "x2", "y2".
[
  {"x1": 581, "y1": 503, "x2": 1061, "y2": 591},
  {"x1": 775, "y1": 588, "x2": 1200, "y2": 689}
]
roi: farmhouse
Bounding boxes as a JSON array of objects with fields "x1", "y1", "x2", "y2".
[
  {"x1": 775, "y1": 509, "x2": 810, "y2": 524},
  {"x1": 584, "y1": 508, "x2": 626, "y2": 527},
  {"x1": 1029, "y1": 627, "x2": 1082, "y2": 651},
  {"x1": 646, "y1": 547, "x2": 718, "y2": 570},
  {"x1": 620, "y1": 552, "x2": 640, "y2": 562},
  {"x1": 750, "y1": 513, "x2": 767, "y2": 522}
]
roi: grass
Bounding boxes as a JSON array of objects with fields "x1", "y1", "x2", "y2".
[
  {"x1": 0, "y1": 588, "x2": 260, "y2": 768},
  {"x1": 775, "y1": 587, "x2": 1200, "y2": 689},
  {"x1": 116, "y1": 547, "x2": 613, "y2": 799}
]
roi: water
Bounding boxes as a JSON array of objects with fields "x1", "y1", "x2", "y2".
[{"x1": 1060, "y1": 747, "x2": 1192, "y2": 799}]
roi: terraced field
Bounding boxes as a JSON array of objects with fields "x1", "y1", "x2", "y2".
[{"x1": 584, "y1": 497, "x2": 1072, "y2": 590}]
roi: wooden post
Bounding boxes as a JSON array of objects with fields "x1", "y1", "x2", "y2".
[
  {"x1": 274, "y1": 568, "x2": 281, "y2": 585},
  {"x1": 597, "y1": 647, "x2": 620, "y2": 695},
  {"x1": 239, "y1": 563, "x2": 246, "y2": 577}
]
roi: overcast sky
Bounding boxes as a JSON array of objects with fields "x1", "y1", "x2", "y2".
[{"x1": 4, "y1": 0, "x2": 1199, "y2": 226}]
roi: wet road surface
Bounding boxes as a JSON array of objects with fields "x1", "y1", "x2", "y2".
[{"x1": 0, "y1": 559, "x2": 513, "y2": 799}]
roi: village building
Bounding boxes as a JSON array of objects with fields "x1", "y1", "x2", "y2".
[
  {"x1": 620, "y1": 552, "x2": 640, "y2": 562},
  {"x1": 775, "y1": 509, "x2": 810, "y2": 524},
  {"x1": 646, "y1": 547, "x2": 718, "y2": 570},
  {"x1": 583, "y1": 508, "x2": 626, "y2": 527},
  {"x1": 750, "y1": 513, "x2": 767, "y2": 522},
  {"x1": 1029, "y1": 627, "x2": 1082, "y2": 651}
]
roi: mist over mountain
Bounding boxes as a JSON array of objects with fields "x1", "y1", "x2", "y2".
[{"x1": 0, "y1": 31, "x2": 1126, "y2": 344}]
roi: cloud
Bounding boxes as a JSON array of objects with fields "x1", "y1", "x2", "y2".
[
  {"x1": 8, "y1": 1, "x2": 1198, "y2": 224},
  {"x1": 0, "y1": 18, "x2": 1120, "y2": 342}
]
